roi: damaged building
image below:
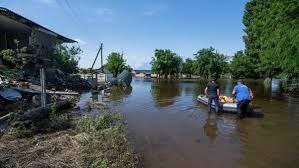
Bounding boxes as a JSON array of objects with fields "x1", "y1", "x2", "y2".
[
  {"x1": 0, "y1": 7, "x2": 91, "y2": 91},
  {"x1": 0, "y1": 7, "x2": 76, "y2": 65}
]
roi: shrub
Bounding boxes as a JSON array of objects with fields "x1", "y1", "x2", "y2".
[
  {"x1": 77, "y1": 112, "x2": 120, "y2": 134},
  {"x1": 49, "y1": 103, "x2": 70, "y2": 130}
]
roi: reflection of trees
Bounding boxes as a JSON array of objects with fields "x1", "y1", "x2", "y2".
[
  {"x1": 109, "y1": 86, "x2": 133, "y2": 101},
  {"x1": 151, "y1": 80, "x2": 181, "y2": 107},
  {"x1": 203, "y1": 113, "x2": 218, "y2": 143}
]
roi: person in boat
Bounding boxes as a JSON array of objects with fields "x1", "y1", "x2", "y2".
[
  {"x1": 232, "y1": 79, "x2": 254, "y2": 118},
  {"x1": 205, "y1": 78, "x2": 220, "y2": 112}
]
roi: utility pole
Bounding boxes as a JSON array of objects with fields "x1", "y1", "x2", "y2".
[
  {"x1": 100, "y1": 43, "x2": 103, "y2": 73},
  {"x1": 91, "y1": 43, "x2": 102, "y2": 89}
]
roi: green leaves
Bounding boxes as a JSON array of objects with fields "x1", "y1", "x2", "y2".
[
  {"x1": 182, "y1": 58, "x2": 194, "y2": 78},
  {"x1": 106, "y1": 52, "x2": 128, "y2": 77},
  {"x1": 193, "y1": 47, "x2": 228, "y2": 79},
  {"x1": 53, "y1": 45, "x2": 82, "y2": 74},
  {"x1": 151, "y1": 49, "x2": 183, "y2": 78},
  {"x1": 230, "y1": 51, "x2": 257, "y2": 79},
  {"x1": 243, "y1": 0, "x2": 299, "y2": 79}
]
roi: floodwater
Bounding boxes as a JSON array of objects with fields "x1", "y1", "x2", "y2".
[{"x1": 107, "y1": 78, "x2": 299, "y2": 168}]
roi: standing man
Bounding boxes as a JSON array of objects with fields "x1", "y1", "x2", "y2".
[
  {"x1": 232, "y1": 79, "x2": 253, "y2": 118},
  {"x1": 205, "y1": 78, "x2": 220, "y2": 113}
]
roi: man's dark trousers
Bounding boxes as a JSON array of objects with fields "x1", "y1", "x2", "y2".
[
  {"x1": 208, "y1": 95, "x2": 219, "y2": 112},
  {"x1": 237, "y1": 99, "x2": 250, "y2": 118}
]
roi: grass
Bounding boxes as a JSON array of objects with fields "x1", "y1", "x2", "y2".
[
  {"x1": 0, "y1": 110, "x2": 138, "y2": 168},
  {"x1": 76, "y1": 112, "x2": 138, "y2": 168}
]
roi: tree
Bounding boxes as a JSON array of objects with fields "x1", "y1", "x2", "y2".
[
  {"x1": 182, "y1": 58, "x2": 194, "y2": 78},
  {"x1": 106, "y1": 52, "x2": 127, "y2": 77},
  {"x1": 193, "y1": 47, "x2": 228, "y2": 79},
  {"x1": 230, "y1": 51, "x2": 257, "y2": 79},
  {"x1": 79, "y1": 68, "x2": 97, "y2": 74},
  {"x1": 151, "y1": 49, "x2": 183, "y2": 78},
  {"x1": 53, "y1": 45, "x2": 82, "y2": 74},
  {"x1": 243, "y1": 0, "x2": 299, "y2": 79}
]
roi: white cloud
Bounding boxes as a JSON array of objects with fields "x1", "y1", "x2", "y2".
[
  {"x1": 36, "y1": 0, "x2": 56, "y2": 6},
  {"x1": 74, "y1": 38, "x2": 87, "y2": 45},
  {"x1": 33, "y1": 0, "x2": 58, "y2": 8},
  {"x1": 143, "y1": 10, "x2": 156, "y2": 16},
  {"x1": 96, "y1": 8, "x2": 113, "y2": 16}
]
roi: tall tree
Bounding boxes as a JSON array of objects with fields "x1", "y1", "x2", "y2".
[
  {"x1": 230, "y1": 51, "x2": 257, "y2": 79},
  {"x1": 243, "y1": 0, "x2": 299, "y2": 79},
  {"x1": 193, "y1": 47, "x2": 228, "y2": 79},
  {"x1": 53, "y1": 45, "x2": 82, "y2": 74},
  {"x1": 106, "y1": 52, "x2": 127, "y2": 77},
  {"x1": 182, "y1": 58, "x2": 194, "y2": 78},
  {"x1": 151, "y1": 49, "x2": 183, "y2": 78}
]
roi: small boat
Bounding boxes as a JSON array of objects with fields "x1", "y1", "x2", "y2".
[
  {"x1": 197, "y1": 95, "x2": 264, "y2": 118},
  {"x1": 197, "y1": 95, "x2": 237, "y2": 113}
]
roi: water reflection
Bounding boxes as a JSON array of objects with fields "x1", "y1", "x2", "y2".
[
  {"x1": 107, "y1": 79, "x2": 299, "y2": 168},
  {"x1": 203, "y1": 112, "x2": 218, "y2": 143},
  {"x1": 151, "y1": 80, "x2": 181, "y2": 107},
  {"x1": 109, "y1": 86, "x2": 133, "y2": 101}
]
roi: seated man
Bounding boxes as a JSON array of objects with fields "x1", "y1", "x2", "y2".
[
  {"x1": 232, "y1": 79, "x2": 253, "y2": 118},
  {"x1": 205, "y1": 78, "x2": 220, "y2": 113}
]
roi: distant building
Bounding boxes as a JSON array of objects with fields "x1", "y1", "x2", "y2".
[{"x1": 132, "y1": 70, "x2": 152, "y2": 78}]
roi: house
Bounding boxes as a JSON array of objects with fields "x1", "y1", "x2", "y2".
[
  {"x1": 0, "y1": 7, "x2": 76, "y2": 65},
  {"x1": 132, "y1": 70, "x2": 152, "y2": 78}
]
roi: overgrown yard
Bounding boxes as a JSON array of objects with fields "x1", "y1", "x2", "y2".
[{"x1": 0, "y1": 110, "x2": 138, "y2": 168}]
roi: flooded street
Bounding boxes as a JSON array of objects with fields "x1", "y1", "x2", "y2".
[{"x1": 108, "y1": 78, "x2": 299, "y2": 168}]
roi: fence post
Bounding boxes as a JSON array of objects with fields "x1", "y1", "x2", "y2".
[{"x1": 40, "y1": 67, "x2": 46, "y2": 108}]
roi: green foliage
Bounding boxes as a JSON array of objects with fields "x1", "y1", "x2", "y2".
[
  {"x1": 243, "y1": 0, "x2": 299, "y2": 79},
  {"x1": 106, "y1": 52, "x2": 128, "y2": 77},
  {"x1": 0, "y1": 68, "x2": 20, "y2": 84},
  {"x1": 0, "y1": 49, "x2": 16, "y2": 63},
  {"x1": 79, "y1": 68, "x2": 97, "y2": 74},
  {"x1": 49, "y1": 103, "x2": 70, "y2": 130},
  {"x1": 77, "y1": 112, "x2": 120, "y2": 135},
  {"x1": 230, "y1": 51, "x2": 257, "y2": 79},
  {"x1": 6, "y1": 120, "x2": 31, "y2": 138},
  {"x1": 182, "y1": 58, "x2": 194, "y2": 78},
  {"x1": 53, "y1": 45, "x2": 82, "y2": 74},
  {"x1": 0, "y1": 160, "x2": 7, "y2": 168},
  {"x1": 151, "y1": 49, "x2": 183, "y2": 78},
  {"x1": 193, "y1": 47, "x2": 228, "y2": 79},
  {"x1": 77, "y1": 112, "x2": 137, "y2": 168},
  {"x1": 0, "y1": 49, "x2": 22, "y2": 69}
]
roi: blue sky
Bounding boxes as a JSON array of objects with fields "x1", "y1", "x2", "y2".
[{"x1": 0, "y1": 0, "x2": 247, "y2": 69}]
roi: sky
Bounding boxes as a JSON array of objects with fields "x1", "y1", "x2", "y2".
[{"x1": 0, "y1": 0, "x2": 248, "y2": 70}]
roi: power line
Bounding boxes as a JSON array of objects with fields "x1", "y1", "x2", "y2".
[
  {"x1": 54, "y1": 0, "x2": 80, "y2": 25},
  {"x1": 64, "y1": 0, "x2": 81, "y2": 23}
]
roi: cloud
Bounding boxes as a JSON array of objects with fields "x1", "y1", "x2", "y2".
[
  {"x1": 143, "y1": 4, "x2": 168, "y2": 16},
  {"x1": 96, "y1": 8, "x2": 113, "y2": 16},
  {"x1": 143, "y1": 10, "x2": 157, "y2": 16},
  {"x1": 74, "y1": 38, "x2": 87, "y2": 45},
  {"x1": 32, "y1": 0, "x2": 59, "y2": 8},
  {"x1": 36, "y1": 0, "x2": 56, "y2": 6}
]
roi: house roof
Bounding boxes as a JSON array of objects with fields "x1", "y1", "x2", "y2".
[{"x1": 0, "y1": 7, "x2": 76, "y2": 43}]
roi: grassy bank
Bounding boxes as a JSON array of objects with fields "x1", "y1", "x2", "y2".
[{"x1": 0, "y1": 108, "x2": 138, "y2": 168}]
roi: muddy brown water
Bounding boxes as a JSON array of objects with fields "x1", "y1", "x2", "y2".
[{"x1": 94, "y1": 78, "x2": 299, "y2": 168}]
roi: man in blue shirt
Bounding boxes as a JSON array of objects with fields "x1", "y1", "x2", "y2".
[{"x1": 232, "y1": 79, "x2": 253, "y2": 118}]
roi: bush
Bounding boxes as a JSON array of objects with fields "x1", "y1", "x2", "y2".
[
  {"x1": 77, "y1": 112, "x2": 120, "y2": 134},
  {"x1": 49, "y1": 103, "x2": 70, "y2": 130},
  {"x1": 0, "y1": 160, "x2": 7, "y2": 168}
]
